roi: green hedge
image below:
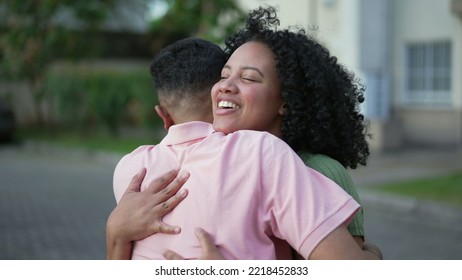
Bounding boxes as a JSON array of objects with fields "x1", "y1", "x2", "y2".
[{"x1": 45, "y1": 64, "x2": 159, "y2": 136}]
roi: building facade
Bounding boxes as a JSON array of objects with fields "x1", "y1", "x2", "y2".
[{"x1": 238, "y1": 0, "x2": 462, "y2": 151}]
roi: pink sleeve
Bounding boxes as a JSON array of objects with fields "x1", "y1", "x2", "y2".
[{"x1": 260, "y1": 135, "x2": 360, "y2": 259}]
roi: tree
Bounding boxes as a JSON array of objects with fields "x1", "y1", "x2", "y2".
[
  {"x1": 148, "y1": 0, "x2": 245, "y2": 51},
  {"x1": 0, "y1": 0, "x2": 119, "y2": 125}
]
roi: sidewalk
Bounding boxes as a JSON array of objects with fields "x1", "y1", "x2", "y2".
[
  {"x1": 350, "y1": 147, "x2": 462, "y2": 187},
  {"x1": 350, "y1": 147, "x2": 462, "y2": 232}
]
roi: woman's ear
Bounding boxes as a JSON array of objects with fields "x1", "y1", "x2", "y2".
[
  {"x1": 278, "y1": 103, "x2": 287, "y2": 116},
  {"x1": 155, "y1": 105, "x2": 174, "y2": 130}
]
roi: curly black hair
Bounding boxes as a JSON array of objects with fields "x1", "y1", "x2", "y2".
[{"x1": 224, "y1": 6, "x2": 370, "y2": 169}]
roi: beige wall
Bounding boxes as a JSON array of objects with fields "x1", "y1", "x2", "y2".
[
  {"x1": 396, "y1": 108, "x2": 462, "y2": 146},
  {"x1": 237, "y1": 0, "x2": 462, "y2": 149},
  {"x1": 453, "y1": 13, "x2": 462, "y2": 108},
  {"x1": 391, "y1": 0, "x2": 460, "y2": 108},
  {"x1": 237, "y1": 0, "x2": 363, "y2": 78},
  {"x1": 391, "y1": 0, "x2": 462, "y2": 147},
  {"x1": 317, "y1": 0, "x2": 361, "y2": 75}
]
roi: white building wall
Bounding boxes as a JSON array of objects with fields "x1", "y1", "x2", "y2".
[
  {"x1": 359, "y1": 0, "x2": 391, "y2": 121},
  {"x1": 391, "y1": 0, "x2": 462, "y2": 146},
  {"x1": 320, "y1": 0, "x2": 361, "y2": 75},
  {"x1": 452, "y1": 15, "x2": 462, "y2": 108},
  {"x1": 236, "y1": 0, "x2": 462, "y2": 148},
  {"x1": 391, "y1": 0, "x2": 457, "y2": 107},
  {"x1": 237, "y1": 0, "x2": 362, "y2": 79}
]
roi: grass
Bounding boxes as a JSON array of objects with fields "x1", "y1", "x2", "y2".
[
  {"x1": 17, "y1": 126, "x2": 163, "y2": 154},
  {"x1": 371, "y1": 171, "x2": 462, "y2": 207}
]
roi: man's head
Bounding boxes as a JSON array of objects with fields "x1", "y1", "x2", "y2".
[{"x1": 151, "y1": 38, "x2": 226, "y2": 128}]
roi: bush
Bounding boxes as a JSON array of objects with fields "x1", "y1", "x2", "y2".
[
  {"x1": 45, "y1": 63, "x2": 159, "y2": 136},
  {"x1": 85, "y1": 72, "x2": 132, "y2": 136}
]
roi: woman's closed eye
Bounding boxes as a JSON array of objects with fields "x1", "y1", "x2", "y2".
[{"x1": 242, "y1": 76, "x2": 259, "y2": 82}]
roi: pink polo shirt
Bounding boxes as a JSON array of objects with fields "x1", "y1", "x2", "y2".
[{"x1": 113, "y1": 121, "x2": 359, "y2": 259}]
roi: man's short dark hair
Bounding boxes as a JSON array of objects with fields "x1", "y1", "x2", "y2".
[{"x1": 151, "y1": 38, "x2": 226, "y2": 101}]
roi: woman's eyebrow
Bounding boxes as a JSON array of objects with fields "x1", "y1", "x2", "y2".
[
  {"x1": 222, "y1": 64, "x2": 264, "y2": 78},
  {"x1": 240, "y1": 66, "x2": 264, "y2": 78}
]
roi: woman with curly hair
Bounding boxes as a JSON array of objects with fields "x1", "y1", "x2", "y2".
[
  {"x1": 213, "y1": 5, "x2": 370, "y2": 247},
  {"x1": 107, "y1": 5, "x2": 381, "y2": 259}
]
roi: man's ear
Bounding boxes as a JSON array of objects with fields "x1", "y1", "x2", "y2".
[{"x1": 155, "y1": 105, "x2": 174, "y2": 130}]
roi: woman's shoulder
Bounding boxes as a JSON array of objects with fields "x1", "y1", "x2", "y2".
[
  {"x1": 300, "y1": 152, "x2": 364, "y2": 236},
  {"x1": 298, "y1": 152, "x2": 354, "y2": 187},
  {"x1": 299, "y1": 152, "x2": 345, "y2": 172}
]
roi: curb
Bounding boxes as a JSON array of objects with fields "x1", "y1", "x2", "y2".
[{"x1": 360, "y1": 190, "x2": 462, "y2": 231}]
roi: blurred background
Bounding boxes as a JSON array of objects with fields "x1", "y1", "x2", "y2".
[{"x1": 0, "y1": 0, "x2": 461, "y2": 260}]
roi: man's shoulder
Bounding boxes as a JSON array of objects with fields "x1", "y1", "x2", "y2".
[
  {"x1": 117, "y1": 145, "x2": 157, "y2": 165},
  {"x1": 212, "y1": 130, "x2": 294, "y2": 156},
  {"x1": 224, "y1": 129, "x2": 287, "y2": 144},
  {"x1": 127, "y1": 144, "x2": 156, "y2": 156},
  {"x1": 113, "y1": 145, "x2": 157, "y2": 202}
]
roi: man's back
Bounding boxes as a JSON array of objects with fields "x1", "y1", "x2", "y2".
[{"x1": 113, "y1": 122, "x2": 359, "y2": 259}]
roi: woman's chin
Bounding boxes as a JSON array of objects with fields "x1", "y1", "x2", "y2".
[{"x1": 212, "y1": 121, "x2": 238, "y2": 134}]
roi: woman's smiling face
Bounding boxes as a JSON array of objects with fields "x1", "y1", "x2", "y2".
[{"x1": 211, "y1": 41, "x2": 285, "y2": 137}]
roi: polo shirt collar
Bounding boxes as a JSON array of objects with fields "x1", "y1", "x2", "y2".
[{"x1": 160, "y1": 121, "x2": 215, "y2": 145}]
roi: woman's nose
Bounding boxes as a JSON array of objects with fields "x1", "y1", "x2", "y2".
[{"x1": 218, "y1": 78, "x2": 237, "y2": 94}]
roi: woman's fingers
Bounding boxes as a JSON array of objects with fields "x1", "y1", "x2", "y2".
[
  {"x1": 155, "y1": 188, "x2": 189, "y2": 216},
  {"x1": 162, "y1": 228, "x2": 225, "y2": 260},
  {"x1": 147, "y1": 189, "x2": 189, "y2": 235},
  {"x1": 155, "y1": 221, "x2": 181, "y2": 234},
  {"x1": 147, "y1": 169, "x2": 180, "y2": 193},
  {"x1": 125, "y1": 167, "x2": 147, "y2": 193},
  {"x1": 195, "y1": 228, "x2": 215, "y2": 253},
  {"x1": 195, "y1": 228, "x2": 225, "y2": 260},
  {"x1": 141, "y1": 170, "x2": 190, "y2": 234},
  {"x1": 111, "y1": 168, "x2": 190, "y2": 240},
  {"x1": 146, "y1": 170, "x2": 190, "y2": 204},
  {"x1": 163, "y1": 249, "x2": 185, "y2": 260},
  {"x1": 159, "y1": 171, "x2": 190, "y2": 197}
]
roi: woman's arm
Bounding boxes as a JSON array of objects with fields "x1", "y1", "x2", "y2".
[
  {"x1": 309, "y1": 225, "x2": 381, "y2": 260},
  {"x1": 106, "y1": 168, "x2": 190, "y2": 259},
  {"x1": 301, "y1": 153, "x2": 383, "y2": 257},
  {"x1": 301, "y1": 153, "x2": 365, "y2": 243},
  {"x1": 162, "y1": 228, "x2": 383, "y2": 260}
]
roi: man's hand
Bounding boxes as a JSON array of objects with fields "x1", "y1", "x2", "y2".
[{"x1": 106, "y1": 168, "x2": 189, "y2": 259}]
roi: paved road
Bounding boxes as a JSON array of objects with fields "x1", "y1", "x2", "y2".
[
  {"x1": 0, "y1": 144, "x2": 461, "y2": 259},
  {"x1": 0, "y1": 145, "x2": 116, "y2": 259},
  {"x1": 361, "y1": 193, "x2": 462, "y2": 259},
  {"x1": 351, "y1": 147, "x2": 462, "y2": 259}
]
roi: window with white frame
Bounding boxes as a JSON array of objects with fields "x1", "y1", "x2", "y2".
[{"x1": 405, "y1": 41, "x2": 451, "y2": 106}]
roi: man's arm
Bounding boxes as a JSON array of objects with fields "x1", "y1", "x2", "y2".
[{"x1": 106, "y1": 168, "x2": 190, "y2": 259}]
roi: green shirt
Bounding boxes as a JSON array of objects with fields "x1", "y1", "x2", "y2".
[{"x1": 298, "y1": 152, "x2": 365, "y2": 238}]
